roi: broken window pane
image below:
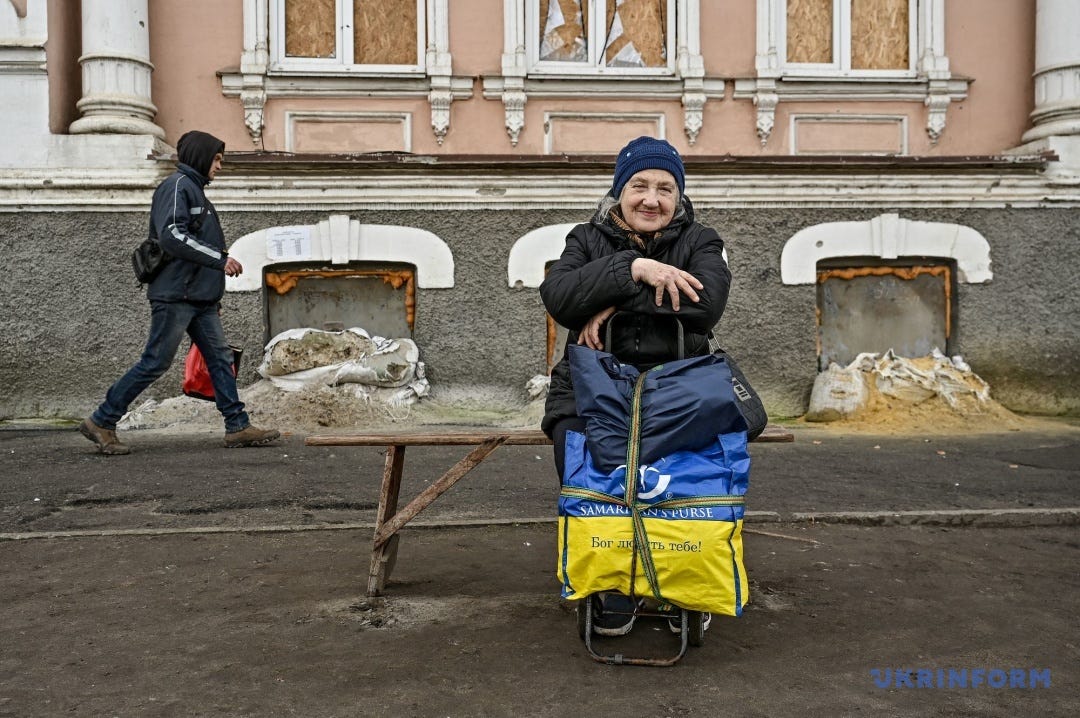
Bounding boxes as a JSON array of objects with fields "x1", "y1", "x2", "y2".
[
  {"x1": 787, "y1": 0, "x2": 833, "y2": 64},
  {"x1": 603, "y1": 0, "x2": 666, "y2": 68},
  {"x1": 354, "y1": 0, "x2": 418, "y2": 65},
  {"x1": 285, "y1": 0, "x2": 337, "y2": 59},
  {"x1": 851, "y1": 0, "x2": 909, "y2": 70},
  {"x1": 539, "y1": 0, "x2": 589, "y2": 63}
]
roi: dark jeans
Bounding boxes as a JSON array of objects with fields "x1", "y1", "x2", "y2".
[
  {"x1": 551, "y1": 416, "x2": 586, "y2": 484},
  {"x1": 92, "y1": 301, "x2": 249, "y2": 433}
]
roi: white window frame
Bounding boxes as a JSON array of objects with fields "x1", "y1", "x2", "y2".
[
  {"x1": 737, "y1": 0, "x2": 966, "y2": 145},
  {"x1": 780, "y1": 0, "x2": 917, "y2": 79},
  {"x1": 269, "y1": 0, "x2": 427, "y2": 75},
  {"x1": 525, "y1": 0, "x2": 677, "y2": 77}
]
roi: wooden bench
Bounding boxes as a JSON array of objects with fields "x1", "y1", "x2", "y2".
[{"x1": 305, "y1": 425, "x2": 794, "y2": 596}]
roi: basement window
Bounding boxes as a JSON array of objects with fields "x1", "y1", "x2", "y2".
[
  {"x1": 263, "y1": 263, "x2": 416, "y2": 344},
  {"x1": 816, "y1": 258, "x2": 955, "y2": 370}
]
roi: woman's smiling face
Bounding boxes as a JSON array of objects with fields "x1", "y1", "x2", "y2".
[{"x1": 619, "y1": 169, "x2": 678, "y2": 234}]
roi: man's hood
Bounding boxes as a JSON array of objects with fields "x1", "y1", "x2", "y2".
[{"x1": 176, "y1": 131, "x2": 225, "y2": 183}]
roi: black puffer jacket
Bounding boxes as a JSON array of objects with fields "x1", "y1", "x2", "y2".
[{"x1": 539, "y1": 197, "x2": 731, "y2": 436}]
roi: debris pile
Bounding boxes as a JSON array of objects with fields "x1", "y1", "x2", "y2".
[
  {"x1": 257, "y1": 327, "x2": 428, "y2": 405},
  {"x1": 805, "y1": 349, "x2": 1024, "y2": 431},
  {"x1": 119, "y1": 327, "x2": 430, "y2": 431}
]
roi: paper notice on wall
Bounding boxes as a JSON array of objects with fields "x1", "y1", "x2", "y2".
[{"x1": 266, "y1": 227, "x2": 313, "y2": 260}]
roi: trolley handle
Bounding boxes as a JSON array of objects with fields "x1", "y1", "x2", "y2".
[{"x1": 603, "y1": 311, "x2": 685, "y2": 361}]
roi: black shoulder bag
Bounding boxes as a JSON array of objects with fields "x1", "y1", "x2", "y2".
[
  {"x1": 708, "y1": 333, "x2": 768, "y2": 440},
  {"x1": 132, "y1": 236, "x2": 171, "y2": 285},
  {"x1": 132, "y1": 208, "x2": 173, "y2": 285}
]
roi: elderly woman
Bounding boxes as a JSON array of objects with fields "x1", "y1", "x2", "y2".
[{"x1": 539, "y1": 135, "x2": 731, "y2": 635}]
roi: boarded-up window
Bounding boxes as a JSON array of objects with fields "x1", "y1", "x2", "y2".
[
  {"x1": 281, "y1": 0, "x2": 422, "y2": 67},
  {"x1": 285, "y1": 0, "x2": 337, "y2": 59},
  {"x1": 604, "y1": 0, "x2": 666, "y2": 68},
  {"x1": 786, "y1": 0, "x2": 911, "y2": 71},
  {"x1": 537, "y1": 0, "x2": 669, "y2": 69},
  {"x1": 851, "y1": 0, "x2": 909, "y2": 70},
  {"x1": 540, "y1": 0, "x2": 589, "y2": 63},
  {"x1": 354, "y1": 0, "x2": 418, "y2": 65},
  {"x1": 787, "y1": 0, "x2": 833, "y2": 64}
]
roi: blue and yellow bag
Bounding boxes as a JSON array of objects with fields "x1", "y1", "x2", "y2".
[
  {"x1": 557, "y1": 350, "x2": 752, "y2": 615},
  {"x1": 557, "y1": 343, "x2": 751, "y2": 617}
]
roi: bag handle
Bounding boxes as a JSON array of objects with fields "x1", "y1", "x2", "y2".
[
  {"x1": 604, "y1": 311, "x2": 685, "y2": 361},
  {"x1": 623, "y1": 369, "x2": 667, "y2": 605}
]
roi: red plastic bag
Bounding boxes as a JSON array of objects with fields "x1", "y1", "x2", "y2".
[{"x1": 182, "y1": 343, "x2": 242, "y2": 401}]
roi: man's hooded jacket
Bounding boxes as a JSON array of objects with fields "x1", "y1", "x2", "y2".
[{"x1": 147, "y1": 131, "x2": 230, "y2": 304}]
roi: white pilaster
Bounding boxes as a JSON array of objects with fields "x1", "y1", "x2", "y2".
[
  {"x1": 500, "y1": 0, "x2": 527, "y2": 146},
  {"x1": 239, "y1": 0, "x2": 269, "y2": 146},
  {"x1": 427, "y1": 0, "x2": 453, "y2": 144},
  {"x1": 69, "y1": 0, "x2": 164, "y2": 138},
  {"x1": 677, "y1": 0, "x2": 707, "y2": 145}
]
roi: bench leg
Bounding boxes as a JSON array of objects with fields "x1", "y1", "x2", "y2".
[
  {"x1": 372, "y1": 437, "x2": 507, "y2": 548},
  {"x1": 368, "y1": 444, "x2": 405, "y2": 597}
]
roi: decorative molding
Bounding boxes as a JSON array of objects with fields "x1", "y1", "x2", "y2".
[
  {"x1": 753, "y1": 85, "x2": 778, "y2": 146},
  {"x1": 283, "y1": 111, "x2": 412, "y2": 153},
  {"x1": 507, "y1": 223, "x2": 577, "y2": 287},
  {"x1": 924, "y1": 89, "x2": 950, "y2": 144},
  {"x1": 236, "y1": 0, "x2": 269, "y2": 146},
  {"x1": 428, "y1": 85, "x2": 452, "y2": 145},
  {"x1": 226, "y1": 214, "x2": 454, "y2": 292},
  {"x1": 231, "y1": 0, "x2": 459, "y2": 147},
  {"x1": 681, "y1": 91, "x2": 705, "y2": 145},
  {"x1": 790, "y1": 114, "x2": 908, "y2": 155},
  {"x1": 502, "y1": 85, "x2": 527, "y2": 147},
  {"x1": 675, "y1": 0, "x2": 706, "y2": 145},
  {"x1": 3, "y1": 164, "x2": 1072, "y2": 212},
  {"x1": 780, "y1": 213, "x2": 992, "y2": 285},
  {"x1": 748, "y1": 0, "x2": 962, "y2": 145},
  {"x1": 542, "y1": 111, "x2": 666, "y2": 154},
  {"x1": 494, "y1": 0, "x2": 707, "y2": 147}
]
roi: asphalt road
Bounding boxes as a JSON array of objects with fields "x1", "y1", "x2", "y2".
[{"x1": 1, "y1": 420, "x2": 1078, "y2": 717}]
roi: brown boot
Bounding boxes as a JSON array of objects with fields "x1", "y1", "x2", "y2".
[
  {"x1": 78, "y1": 418, "x2": 131, "y2": 455},
  {"x1": 224, "y1": 424, "x2": 280, "y2": 448}
]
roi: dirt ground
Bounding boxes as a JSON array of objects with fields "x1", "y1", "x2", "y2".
[
  {"x1": 2, "y1": 524, "x2": 1077, "y2": 717},
  {"x1": 1, "y1": 420, "x2": 1079, "y2": 717}
]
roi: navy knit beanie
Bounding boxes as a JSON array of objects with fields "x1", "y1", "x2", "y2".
[{"x1": 611, "y1": 136, "x2": 685, "y2": 198}]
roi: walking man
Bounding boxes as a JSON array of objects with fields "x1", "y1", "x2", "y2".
[{"x1": 79, "y1": 130, "x2": 279, "y2": 454}]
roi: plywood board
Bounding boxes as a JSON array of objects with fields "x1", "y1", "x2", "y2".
[
  {"x1": 787, "y1": 0, "x2": 833, "y2": 64},
  {"x1": 285, "y1": 0, "x2": 336, "y2": 59},
  {"x1": 604, "y1": 0, "x2": 666, "y2": 68},
  {"x1": 539, "y1": 0, "x2": 588, "y2": 62},
  {"x1": 852, "y1": 0, "x2": 909, "y2": 69},
  {"x1": 354, "y1": 0, "x2": 417, "y2": 65}
]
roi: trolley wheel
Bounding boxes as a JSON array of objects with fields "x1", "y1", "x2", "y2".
[
  {"x1": 576, "y1": 595, "x2": 592, "y2": 640},
  {"x1": 687, "y1": 611, "x2": 706, "y2": 647}
]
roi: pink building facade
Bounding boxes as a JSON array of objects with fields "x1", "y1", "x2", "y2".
[{"x1": 1, "y1": 0, "x2": 1079, "y2": 419}]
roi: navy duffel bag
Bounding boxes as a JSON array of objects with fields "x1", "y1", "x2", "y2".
[{"x1": 568, "y1": 343, "x2": 748, "y2": 474}]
